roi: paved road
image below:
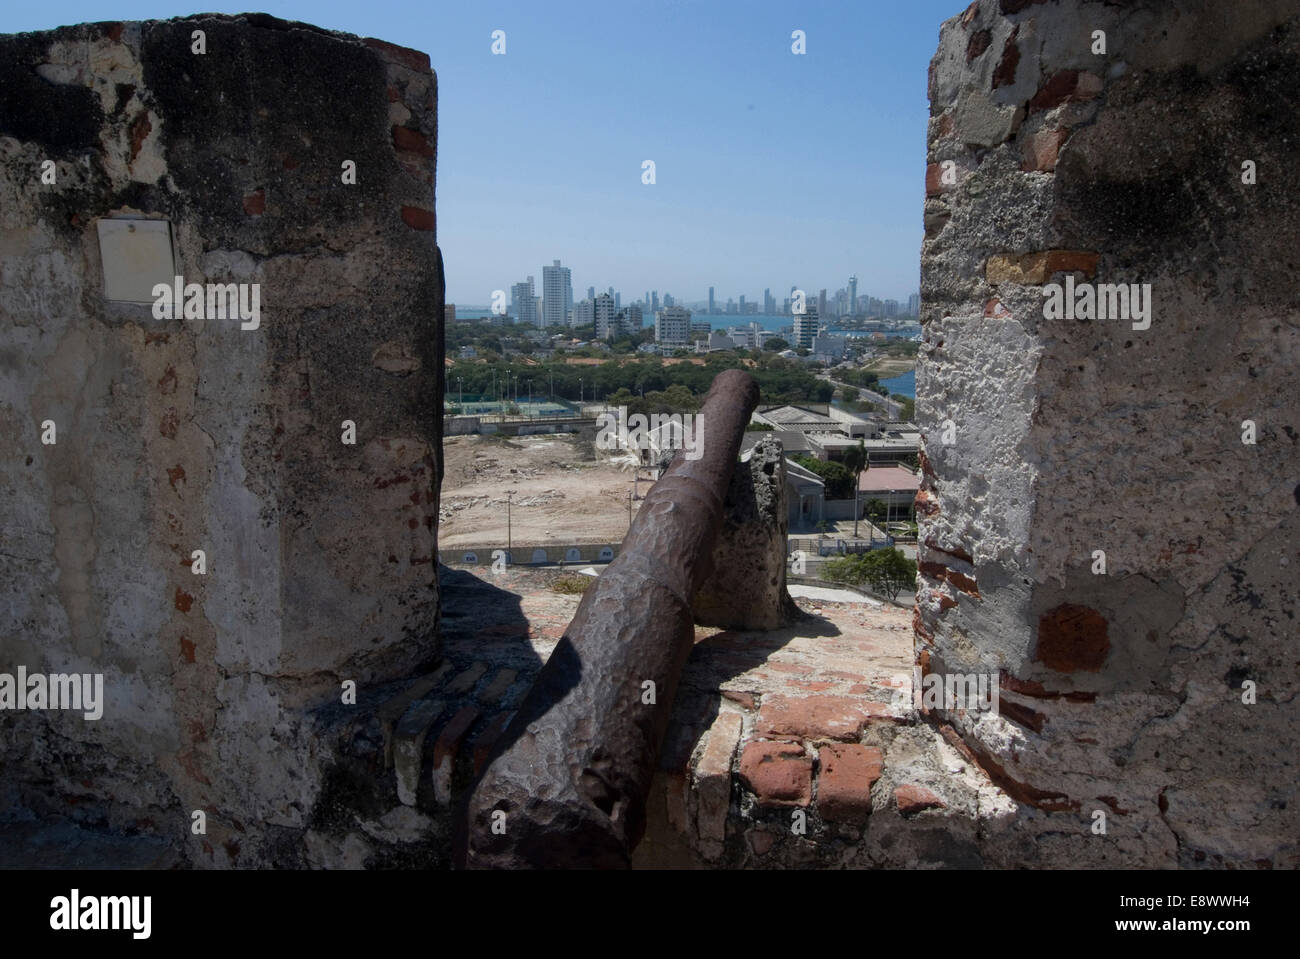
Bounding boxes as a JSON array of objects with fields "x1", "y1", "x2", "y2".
[{"x1": 820, "y1": 374, "x2": 903, "y2": 418}]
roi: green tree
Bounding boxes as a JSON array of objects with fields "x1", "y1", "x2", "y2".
[
  {"x1": 823, "y1": 548, "x2": 916, "y2": 602},
  {"x1": 842, "y1": 440, "x2": 868, "y2": 537},
  {"x1": 793, "y1": 455, "x2": 854, "y2": 499},
  {"x1": 865, "y1": 497, "x2": 888, "y2": 530},
  {"x1": 764, "y1": 337, "x2": 790, "y2": 351}
]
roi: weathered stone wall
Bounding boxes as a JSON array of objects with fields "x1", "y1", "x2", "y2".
[
  {"x1": 0, "y1": 14, "x2": 442, "y2": 866},
  {"x1": 918, "y1": 0, "x2": 1300, "y2": 867},
  {"x1": 693, "y1": 434, "x2": 802, "y2": 631}
]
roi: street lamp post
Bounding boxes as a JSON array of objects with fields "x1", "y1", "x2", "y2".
[
  {"x1": 457, "y1": 377, "x2": 463, "y2": 408},
  {"x1": 506, "y1": 490, "x2": 513, "y2": 558}
]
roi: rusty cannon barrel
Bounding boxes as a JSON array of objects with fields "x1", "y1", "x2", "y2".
[{"x1": 457, "y1": 368, "x2": 760, "y2": 868}]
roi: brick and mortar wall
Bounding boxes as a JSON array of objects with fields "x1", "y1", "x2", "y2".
[
  {"x1": 0, "y1": 15, "x2": 442, "y2": 866},
  {"x1": 918, "y1": 0, "x2": 1299, "y2": 866}
]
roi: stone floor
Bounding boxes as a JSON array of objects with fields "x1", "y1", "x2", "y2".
[
  {"x1": 396, "y1": 564, "x2": 1012, "y2": 868},
  {"x1": 0, "y1": 564, "x2": 1013, "y2": 868}
]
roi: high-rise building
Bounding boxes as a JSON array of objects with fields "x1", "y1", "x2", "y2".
[
  {"x1": 594, "y1": 293, "x2": 617, "y2": 339},
  {"x1": 708, "y1": 286, "x2": 715, "y2": 314},
  {"x1": 818, "y1": 289, "x2": 827, "y2": 319},
  {"x1": 511, "y1": 276, "x2": 537, "y2": 327},
  {"x1": 618, "y1": 305, "x2": 643, "y2": 333},
  {"x1": 663, "y1": 292, "x2": 674, "y2": 308},
  {"x1": 763, "y1": 288, "x2": 773, "y2": 314},
  {"x1": 907, "y1": 292, "x2": 920, "y2": 316},
  {"x1": 793, "y1": 303, "x2": 819, "y2": 349},
  {"x1": 655, "y1": 305, "x2": 691, "y2": 345},
  {"x1": 445, "y1": 303, "x2": 456, "y2": 324},
  {"x1": 573, "y1": 297, "x2": 595, "y2": 329},
  {"x1": 615, "y1": 292, "x2": 621, "y2": 311},
  {"x1": 848, "y1": 275, "x2": 858, "y2": 316},
  {"x1": 738, "y1": 295, "x2": 746, "y2": 314},
  {"x1": 651, "y1": 291, "x2": 659, "y2": 312},
  {"x1": 884, "y1": 299, "x2": 900, "y2": 317},
  {"x1": 543, "y1": 260, "x2": 573, "y2": 328}
]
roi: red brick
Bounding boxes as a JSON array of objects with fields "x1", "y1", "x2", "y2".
[
  {"x1": 242, "y1": 188, "x2": 265, "y2": 216},
  {"x1": 1029, "y1": 70, "x2": 1102, "y2": 112},
  {"x1": 1022, "y1": 127, "x2": 1068, "y2": 172},
  {"x1": 401, "y1": 205, "x2": 436, "y2": 231},
  {"x1": 984, "y1": 297, "x2": 1012, "y2": 319},
  {"x1": 738, "y1": 742, "x2": 812, "y2": 807},
  {"x1": 1043, "y1": 249, "x2": 1099, "y2": 277},
  {"x1": 392, "y1": 125, "x2": 435, "y2": 157},
  {"x1": 791, "y1": 680, "x2": 836, "y2": 692},
  {"x1": 817, "y1": 744, "x2": 883, "y2": 822},
  {"x1": 471, "y1": 710, "x2": 514, "y2": 775},
  {"x1": 895, "y1": 784, "x2": 946, "y2": 815},
  {"x1": 695, "y1": 712, "x2": 743, "y2": 841},
  {"x1": 1036, "y1": 604, "x2": 1110, "y2": 672},
  {"x1": 129, "y1": 111, "x2": 151, "y2": 162},
  {"x1": 477, "y1": 668, "x2": 517, "y2": 705},
  {"x1": 947, "y1": 569, "x2": 980, "y2": 597},
  {"x1": 363, "y1": 37, "x2": 431, "y2": 72},
  {"x1": 992, "y1": 26, "x2": 1020, "y2": 88},
  {"x1": 756, "y1": 695, "x2": 879, "y2": 742},
  {"x1": 432, "y1": 704, "x2": 480, "y2": 771},
  {"x1": 999, "y1": 698, "x2": 1047, "y2": 733},
  {"x1": 925, "y1": 163, "x2": 946, "y2": 197},
  {"x1": 720, "y1": 689, "x2": 757, "y2": 710},
  {"x1": 966, "y1": 29, "x2": 991, "y2": 62},
  {"x1": 767, "y1": 662, "x2": 812, "y2": 675},
  {"x1": 748, "y1": 829, "x2": 778, "y2": 856}
]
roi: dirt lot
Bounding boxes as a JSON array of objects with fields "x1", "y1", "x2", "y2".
[
  {"x1": 438, "y1": 432, "x2": 647, "y2": 547},
  {"x1": 862, "y1": 357, "x2": 916, "y2": 377}
]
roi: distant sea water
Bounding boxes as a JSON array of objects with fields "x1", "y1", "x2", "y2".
[{"x1": 879, "y1": 369, "x2": 915, "y2": 399}]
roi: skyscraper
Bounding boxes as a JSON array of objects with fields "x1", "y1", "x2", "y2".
[
  {"x1": 763, "y1": 288, "x2": 772, "y2": 314},
  {"x1": 651, "y1": 291, "x2": 660, "y2": 312},
  {"x1": 587, "y1": 286, "x2": 596, "y2": 301},
  {"x1": 708, "y1": 286, "x2": 715, "y2": 314},
  {"x1": 543, "y1": 260, "x2": 573, "y2": 328},
  {"x1": 615, "y1": 292, "x2": 621, "y2": 311},
  {"x1": 739, "y1": 295, "x2": 746, "y2": 314},
  {"x1": 655, "y1": 305, "x2": 691, "y2": 345},
  {"x1": 818, "y1": 289, "x2": 827, "y2": 320},
  {"x1": 594, "y1": 293, "x2": 617, "y2": 339},
  {"x1": 848, "y1": 275, "x2": 858, "y2": 316},
  {"x1": 794, "y1": 303, "x2": 819, "y2": 349},
  {"x1": 511, "y1": 276, "x2": 537, "y2": 327}
]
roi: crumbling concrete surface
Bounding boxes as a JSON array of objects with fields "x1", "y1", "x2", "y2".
[
  {"x1": 918, "y1": 0, "x2": 1299, "y2": 867},
  {"x1": 0, "y1": 15, "x2": 442, "y2": 867},
  {"x1": 693, "y1": 433, "x2": 802, "y2": 631}
]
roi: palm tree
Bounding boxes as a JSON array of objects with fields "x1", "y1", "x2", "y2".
[{"x1": 843, "y1": 439, "x2": 868, "y2": 537}]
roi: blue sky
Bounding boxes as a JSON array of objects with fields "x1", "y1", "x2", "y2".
[{"x1": 8, "y1": 0, "x2": 964, "y2": 305}]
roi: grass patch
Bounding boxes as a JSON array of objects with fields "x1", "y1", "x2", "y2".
[{"x1": 550, "y1": 574, "x2": 593, "y2": 594}]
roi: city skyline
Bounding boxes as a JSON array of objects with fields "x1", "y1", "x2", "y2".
[
  {"x1": 8, "y1": 0, "x2": 958, "y2": 305},
  {"x1": 476, "y1": 265, "x2": 919, "y2": 318}
]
